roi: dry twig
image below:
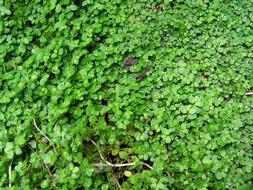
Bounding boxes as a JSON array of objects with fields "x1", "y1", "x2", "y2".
[
  {"x1": 33, "y1": 119, "x2": 57, "y2": 150},
  {"x1": 8, "y1": 161, "x2": 12, "y2": 187},
  {"x1": 112, "y1": 170, "x2": 122, "y2": 190},
  {"x1": 33, "y1": 119, "x2": 52, "y2": 143},
  {"x1": 91, "y1": 139, "x2": 153, "y2": 170},
  {"x1": 245, "y1": 92, "x2": 253, "y2": 96},
  {"x1": 114, "y1": 176, "x2": 122, "y2": 190}
]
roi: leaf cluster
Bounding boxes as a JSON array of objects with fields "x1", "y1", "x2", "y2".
[{"x1": 0, "y1": 0, "x2": 253, "y2": 189}]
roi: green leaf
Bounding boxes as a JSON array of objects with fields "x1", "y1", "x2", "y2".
[
  {"x1": 124, "y1": 170, "x2": 132, "y2": 177},
  {"x1": 119, "y1": 151, "x2": 128, "y2": 160},
  {"x1": 68, "y1": 4, "x2": 77, "y2": 11}
]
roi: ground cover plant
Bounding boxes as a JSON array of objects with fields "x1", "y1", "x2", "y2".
[{"x1": 0, "y1": 0, "x2": 253, "y2": 189}]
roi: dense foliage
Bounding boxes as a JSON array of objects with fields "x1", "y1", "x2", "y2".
[{"x1": 1, "y1": 0, "x2": 253, "y2": 189}]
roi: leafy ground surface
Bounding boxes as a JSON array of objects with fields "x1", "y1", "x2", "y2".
[{"x1": 1, "y1": 0, "x2": 253, "y2": 189}]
